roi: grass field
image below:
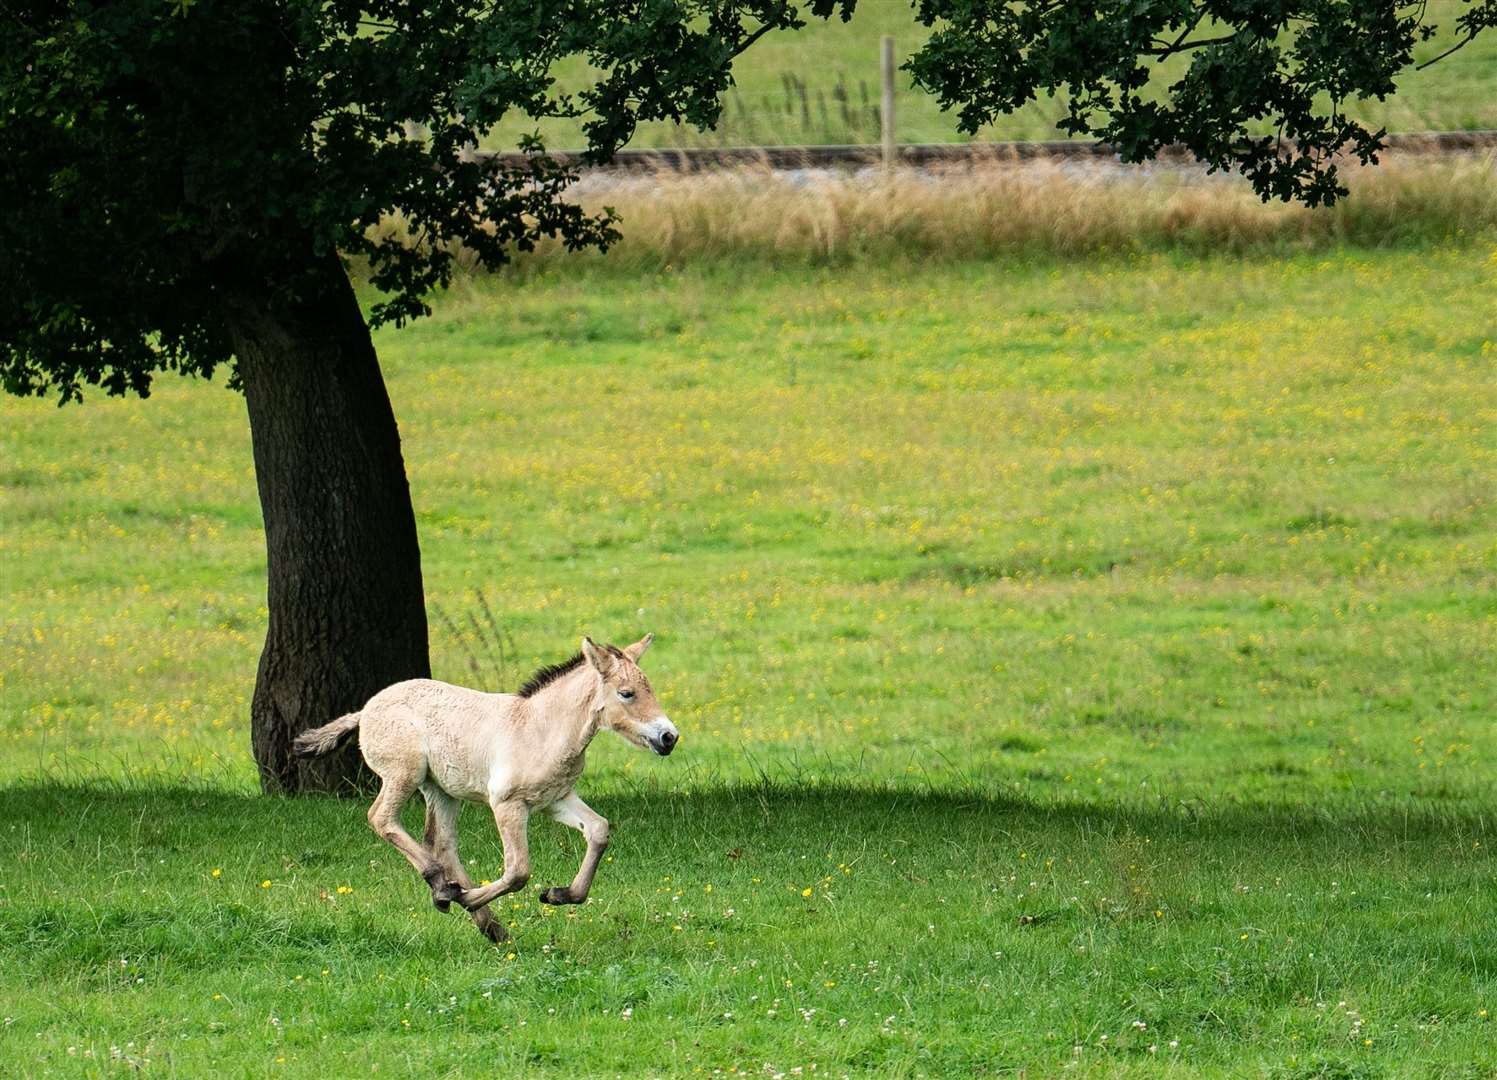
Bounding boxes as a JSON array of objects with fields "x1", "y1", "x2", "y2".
[
  {"x1": 3, "y1": 243, "x2": 1495, "y2": 1075},
  {"x1": 480, "y1": 0, "x2": 1497, "y2": 150}
]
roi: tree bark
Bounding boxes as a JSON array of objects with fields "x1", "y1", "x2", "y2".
[{"x1": 224, "y1": 254, "x2": 429, "y2": 795}]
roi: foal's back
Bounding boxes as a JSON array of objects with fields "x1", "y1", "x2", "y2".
[{"x1": 359, "y1": 678, "x2": 521, "y2": 803}]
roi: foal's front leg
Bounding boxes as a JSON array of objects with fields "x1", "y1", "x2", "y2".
[
  {"x1": 456, "y1": 799, "x2": 532, "y2": 912},
  {"x1": 538, "y1": 790, "x2": 610, "y2": 906}
]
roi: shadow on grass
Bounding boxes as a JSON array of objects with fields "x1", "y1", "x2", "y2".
[
  {"x1": 1, "y1": 780, "x2": 1491, "y2": 984},
  {"x1": 1, "y1": 778, "x2": 1490, "y2": 850}
]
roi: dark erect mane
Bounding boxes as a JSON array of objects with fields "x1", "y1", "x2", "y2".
[
  {"x1": 517, "y1": 652, "x2": 585, "y2": 698},
  {"x1": 516, "y1": 642, "x2": 626, "y2": 698}
]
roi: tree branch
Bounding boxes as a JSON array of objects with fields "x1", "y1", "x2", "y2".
[
  {"x1": 1151, "y1": 9, "x2": 1207, "y2": 59},
  {"x1": 1415, "y1": 33, "x2": 1474, "y2": 70},
  {"x1": 1145, "y1": 33, "x2": 1239, "y2": 59},
  {"x1": 731, "y1": 20, "x2": 780, "y2": 61}
]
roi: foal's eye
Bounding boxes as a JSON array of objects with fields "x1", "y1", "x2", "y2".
[{"x1": 618, "y1": 688, "x2": 635, "y2": 702}]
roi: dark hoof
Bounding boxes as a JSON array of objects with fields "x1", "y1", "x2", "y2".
[
  {"x1": 477, "y1": 916, "x2": 509, "y2": 944},
  {"x1": 431, "y1": 879, "x2": 463, "y2": 912},
  {"x1": 538, "y1": 886, "x2": 574, "y2": 906}
]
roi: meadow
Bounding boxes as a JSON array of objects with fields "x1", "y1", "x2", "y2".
[
  {"x1": 478, "y1": 0, "x2": 1497, "y2": 150},
  {"x1": 2, "y1": 187, "x2": 1495, "y2": 1074}
]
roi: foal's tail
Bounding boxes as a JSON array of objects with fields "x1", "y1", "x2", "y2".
[{"x1": 292, "y1": 712, "x2": 361, "y2": 758}]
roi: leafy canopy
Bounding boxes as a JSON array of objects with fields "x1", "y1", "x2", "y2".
[
  {"x1": 3, "y1": 2, "x2": 1487, "y2": 403},
  {"x1": 908, "y1": 0, "x2": 1495, "y2": 204},
  {"x1": 0, "y1": 0, "x2": 850, "y2": 402}
]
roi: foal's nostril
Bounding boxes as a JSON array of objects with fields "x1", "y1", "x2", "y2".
[{"x1": 661, "y1": 730, "x2": 677, "y2": 749}]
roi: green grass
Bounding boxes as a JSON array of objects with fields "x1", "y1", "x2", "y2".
[
  {"x1": 2, "y1": 247, "x2": 1495, "y2": 1074},
  {"x1": 480, "y1": 0, "x2": 1497, "y2": 150},
  {"x1": 1, "y1": 786, "x2": 1492, "y2": 1076}
]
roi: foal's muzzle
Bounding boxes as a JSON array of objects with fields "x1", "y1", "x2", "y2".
[{"x1": 646, "y1": 717, "x2": 679, "y2": 756}]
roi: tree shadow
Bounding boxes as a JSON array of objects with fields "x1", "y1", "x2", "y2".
[
  {"x1": 1, "y1": 779, "x2": 1490, "y2": 983},
  {"x1": 0, "y1": 779, "x2": 1489, "y2": 855}
]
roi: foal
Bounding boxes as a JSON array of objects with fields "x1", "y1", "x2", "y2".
[{"x1": 293, "y1": 634, "x2": 677, "y2": 943}]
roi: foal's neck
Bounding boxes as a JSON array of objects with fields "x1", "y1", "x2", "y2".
[{"x1": 523, "y1": 664, "x2": 603, "y2": 749}]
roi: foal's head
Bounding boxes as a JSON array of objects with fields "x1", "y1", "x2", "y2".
[{"x1": 582, "y1": 634, "x2": 678, "y2": 756}]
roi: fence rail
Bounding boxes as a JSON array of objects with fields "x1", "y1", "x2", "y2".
[{"x1": 483, "y1": 130, "x2": 1497, "y2": 173}]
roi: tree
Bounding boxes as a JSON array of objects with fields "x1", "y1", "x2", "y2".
[
  {"x1": 906, "y1": 0, "x2": 1495, "y2": 205},
  {"x1": 0, "y1": 0, "x2": 846, "y2": 793}
]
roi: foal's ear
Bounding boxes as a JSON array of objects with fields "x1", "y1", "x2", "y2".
[
  {"x1": 581, "y1": 636, "x2": 616, "y2": 677},
  {"x1": 623, "y1": 633, "x2": 654, "y2": 663}
]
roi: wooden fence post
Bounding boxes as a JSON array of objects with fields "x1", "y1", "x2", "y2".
[
  {"x1": 458, "y1": 116, "x2": 478, "y2": 164},
  {"x1": 880, "y1": 36, "x2": 896, "y2": 167}
]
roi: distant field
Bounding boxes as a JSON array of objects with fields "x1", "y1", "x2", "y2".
[
  {"x1": 6, "y1": 249, "x2": 1494, "y2": 798},
  {"x1": 482, "y1": 0, "x2": 1497, "y2": 150},
  {"x1": 2, "y1": 247, "x2": 1494, "y2": 1075}
]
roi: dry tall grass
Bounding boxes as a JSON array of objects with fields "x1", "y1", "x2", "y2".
[{"x1": 372, "y1": 153, "x2": 1495, "y2": 276}]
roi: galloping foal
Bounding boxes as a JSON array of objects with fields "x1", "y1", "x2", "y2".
[{"x1": 292, "y1": 634, "x2": 677, "y2": 943}]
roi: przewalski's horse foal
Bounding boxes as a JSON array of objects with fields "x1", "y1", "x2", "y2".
[{"x1": 292, "y1": 634, "x2": 677, "y2": 943}]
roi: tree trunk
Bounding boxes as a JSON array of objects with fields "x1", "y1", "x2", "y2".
[{"x1": 224, "y1": 254, "x2": 429, "y2": 795}]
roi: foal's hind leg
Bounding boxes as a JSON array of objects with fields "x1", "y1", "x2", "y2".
[
  {"x1": 367, "y1": 773, "x2": 463, "y2": 911},
  {"x1": 423, "y1": 786, "x2": 507, "y2": 943}
]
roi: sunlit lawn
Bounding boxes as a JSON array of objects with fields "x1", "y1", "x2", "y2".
[{"x1": 2, "y1": 247, "x2": 1494, "y2": 1075}]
